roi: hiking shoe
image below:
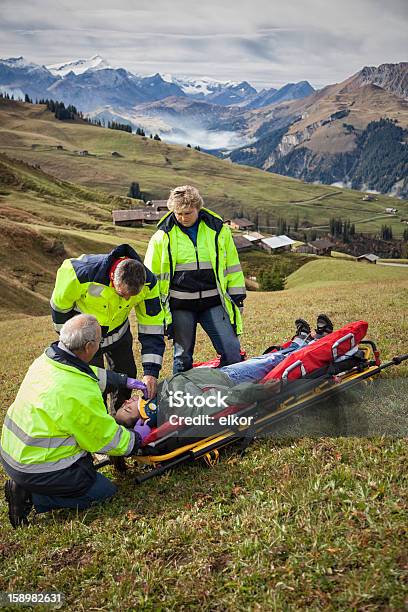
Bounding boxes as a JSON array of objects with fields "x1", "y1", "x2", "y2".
[
  {"x1": 315, "y1": 314, "x2": 334, "y2": 337},
  {"x1": 4, "y1": 480, "x2": 33, "y2": 528},
  {"x1": 294, "y1": 318, "x2": 311, "y2": 338}
]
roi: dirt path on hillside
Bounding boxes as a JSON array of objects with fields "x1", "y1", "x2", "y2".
[
  {"x1": 378, "y1": 262, "x2": 408, "y2": 268},
  {"x1": 289, "y1": 191, "x2": 342, "y2": 204}
]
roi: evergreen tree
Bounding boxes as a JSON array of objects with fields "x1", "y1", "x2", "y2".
[
  {"x1": 258, "y1": 269, "x2": 285, "y2": 291},
  {"x1": 108, "y1": 120, "x2": 132, "y2": 133},
  {"x1": 277, "y1": 217, "x2": 287, "y2": 234},
  {"x1": 153, "y1": 134, "x2": 161, "y2": 141},
  {"x1": 381, "y1": 225, "x2": 393, "y2": 240},
  {"x1": 127, "y1": 182, "x2": 142, "y2": 199}
]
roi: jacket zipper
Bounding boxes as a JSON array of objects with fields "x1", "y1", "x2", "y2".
[
  {"x1": 194, "y1": 244, "x2": 201, "y2": 300},
  {"x1": 184, "y1": 230, "x2": 201, "y2": 300}
]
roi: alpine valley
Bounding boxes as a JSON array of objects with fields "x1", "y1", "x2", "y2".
[{"x1": 0, "y1": 55, "x2": 407, "y2": 196}]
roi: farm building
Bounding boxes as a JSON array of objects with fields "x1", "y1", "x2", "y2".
[
  {"x1": 242, "y1": 231, "x2": 264, "y2": 245},
  {"x1": 112, "y1": 208, "x2": 164, "y2": 227},
  {"x1": 306, "y1": 239, "x2": 334, "y2": 256},
  {"x1": 260, "y1": 235, "x2": 295, "y2": 254},
  {"x1": 385, "y1": 207, "x2": 398, "y2": 214},
  {"x1": 228, "y1": 218, "x2": 255, "y2": 231},
  {"x1": 112, "y1": 210, "x2": 145, "y2": 227},
  {"x1": 146, "y1": 200, "x2": 169, "y2": 212},
  {"x1": 233, "y1": 235, "x2": 253, "y2": 252},
  {"x1": 295, "y1": 245, "x2": 315, "y2": 254},
  {"x1": 357, "y1": 254, "x2": 380, "y2": 264},
  {"x1": 143, "y1": 210, "x2": 164, "y2": 224}
]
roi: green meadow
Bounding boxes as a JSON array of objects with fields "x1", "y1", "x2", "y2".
[{"x1": 0, "y1": 99, "x2": 407, "y2": 610}]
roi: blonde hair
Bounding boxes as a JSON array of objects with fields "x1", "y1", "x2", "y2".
[{"x1": 167, "y1": 185, "x2": 204, "y2": 212}]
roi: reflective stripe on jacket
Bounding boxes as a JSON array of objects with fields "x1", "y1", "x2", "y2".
[
  {"x1": 50, "y1": 243, "x2": 165, "y2": 377},
  {"x1": 0, "y1": 350, "x2": 134, "y2": 477},
  {"x1": 144, "y1": 208, "x2": 246, "y2": 334}
]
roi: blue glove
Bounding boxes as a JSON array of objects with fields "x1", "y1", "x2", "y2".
[
  {"x1": 126, "y1": 377, "x2": 148, "y2": 397},
  {"x1": 133, "y1": 418, "x2": 152, "y2": 443}
]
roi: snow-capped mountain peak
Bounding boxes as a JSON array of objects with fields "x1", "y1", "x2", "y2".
[
  {"x1": 47, "y1": 55, "x2": 111, "y2": 77},
  {"x1": 0, "y1": 56, "x2": 41, "y2": 70},
  {"x1": 161, "y1": 74, "x2": 244, "y2": 95}
]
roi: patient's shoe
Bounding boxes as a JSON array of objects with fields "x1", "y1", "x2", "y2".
[
  {"x1": 4, "y1": 479, "x2": 33, "y2": 528},
  {"x1": 294, "y1": 318, "x2": 311, "y2": 340},
  {"x1": 315, "y1": 314, "x2": 334, "y2": 337}
]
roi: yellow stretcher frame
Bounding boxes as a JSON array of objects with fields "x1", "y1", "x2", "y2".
[{"x1": 130, "y1": 346, "x2": 382, "y2": 476}]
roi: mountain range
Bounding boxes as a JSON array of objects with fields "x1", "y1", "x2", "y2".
[
  {"x1": 0, "y1": 55, "x2": 407, "y2": 197},
  {"x1": 228, "y1": 62, "x2": 408, "y2": 197},
  {"x1": 0, "y1": 55, "x2": 312, "y2": 111}
]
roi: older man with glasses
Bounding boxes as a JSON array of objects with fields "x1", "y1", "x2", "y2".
[{"x1": 1, "y1": 315, "x2": 151, "y2": 528}]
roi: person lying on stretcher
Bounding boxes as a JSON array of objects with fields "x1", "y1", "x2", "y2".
[{"x1": 115, "y1": 314, "x2": 334, "y2": 435}]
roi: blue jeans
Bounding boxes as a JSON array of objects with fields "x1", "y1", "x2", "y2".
[
  {"x1": 32, "y1": 473, "x2": 118, "y2": 514},
  {"x1": 219, "y1": 339, "x2": 307, "y2": 384},
  {"x1": 172, "y1": 306, "x2": 242, "y2": 374}
]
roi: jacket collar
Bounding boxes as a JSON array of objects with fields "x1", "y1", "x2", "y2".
[
  {"x1": 91, "y1": 244, "x2": 155, "y2": 289},
  {"x1": 157, "y1": 208, "x2": 224, "y2": 234},
  {"x1": 45, "y1": 342, "x2": 98, "y2": 380}
]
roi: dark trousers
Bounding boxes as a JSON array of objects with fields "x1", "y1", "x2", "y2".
[
  {"x1": 32, "y1": 473, "x2": 117, "y2": 514},
  {"x1": 172, "y1": 305, "x2": 241, "y2": 374},
  {"x1": 91, "y1": 328, "x2": 137, "y2": 413}
]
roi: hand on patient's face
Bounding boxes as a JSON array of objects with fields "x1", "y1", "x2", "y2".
[{"x1": 115, "y1": 396, "x2": 140, "y2": 427}]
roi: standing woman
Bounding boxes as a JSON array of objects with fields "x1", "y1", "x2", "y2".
[{"x1": 145, "y1": 185, "x2": 246, "y2": 373}]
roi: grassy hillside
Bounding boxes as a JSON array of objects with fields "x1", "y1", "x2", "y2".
[
  {"x1": 0, "y1": 279, "x2": 407, "y2": 609},
  {"x1": 0, "y1": 154, "x2": 157, "y2": 319},
  {"x1": 286, "y1": 258, "x2": 408, "y2": 289},
  {"x1": 1, "y1": 98, "x2": 408, "y2": 235},
  {"x1": 0, "y1": 106, "x2": 407, "y2": 608}
]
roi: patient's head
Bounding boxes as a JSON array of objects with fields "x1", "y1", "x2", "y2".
[{"x1": 115, "y1": 397, "x2": 140, "y2": 428}]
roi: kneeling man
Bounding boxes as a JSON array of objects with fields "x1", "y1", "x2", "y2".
[{"x1": 0, "y1": 314, "x2": 150, "y2": 528}]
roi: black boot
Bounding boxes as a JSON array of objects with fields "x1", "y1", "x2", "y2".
[
  {"x1": 4, "y1": 480, "x2": 33, "y2": 528},
  {"x1": 315, "y1": 314, "x2": 334, "y2": 337},
  {"x1": 109, "y1": 456, "x2": 128, "y2": 473},
  {"x1": 294, "y1": 318, "x2": 311, "y2": 339}
]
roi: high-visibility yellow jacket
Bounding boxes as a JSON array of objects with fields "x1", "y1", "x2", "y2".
[
  {"x1": 144, "y1": 208, "x2": 246, "y2": 334},
  {"x1": 50, "y1": 244, "x2": 164, "y2": 377},
  {"x1": 0, "y1": 345, "x2": 135, "y2": 493}
]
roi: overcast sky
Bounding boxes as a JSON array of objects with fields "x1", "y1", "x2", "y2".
[{"x1": 1, "y1": 0, "x2": 407, "y2": 88}]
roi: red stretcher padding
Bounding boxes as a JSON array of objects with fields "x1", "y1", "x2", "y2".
[{"x1": 261, "y1": 320, "x2": 368, "y2": 383}]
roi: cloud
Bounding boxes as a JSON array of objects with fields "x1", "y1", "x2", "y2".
[{"x1": 0, "y1": 0, "x2": 406, "y2": 88}]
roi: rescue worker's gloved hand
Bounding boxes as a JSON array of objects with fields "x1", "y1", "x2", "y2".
[
  {"x1": 126, "y1": 378, "x2": 148, "y2": 396},
  {"x1": 142, "y1": 375, "x2": 157, "y2": 399},
  {"x1": 133, "y1": 418, "x2": 151, "y2": 443}
]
